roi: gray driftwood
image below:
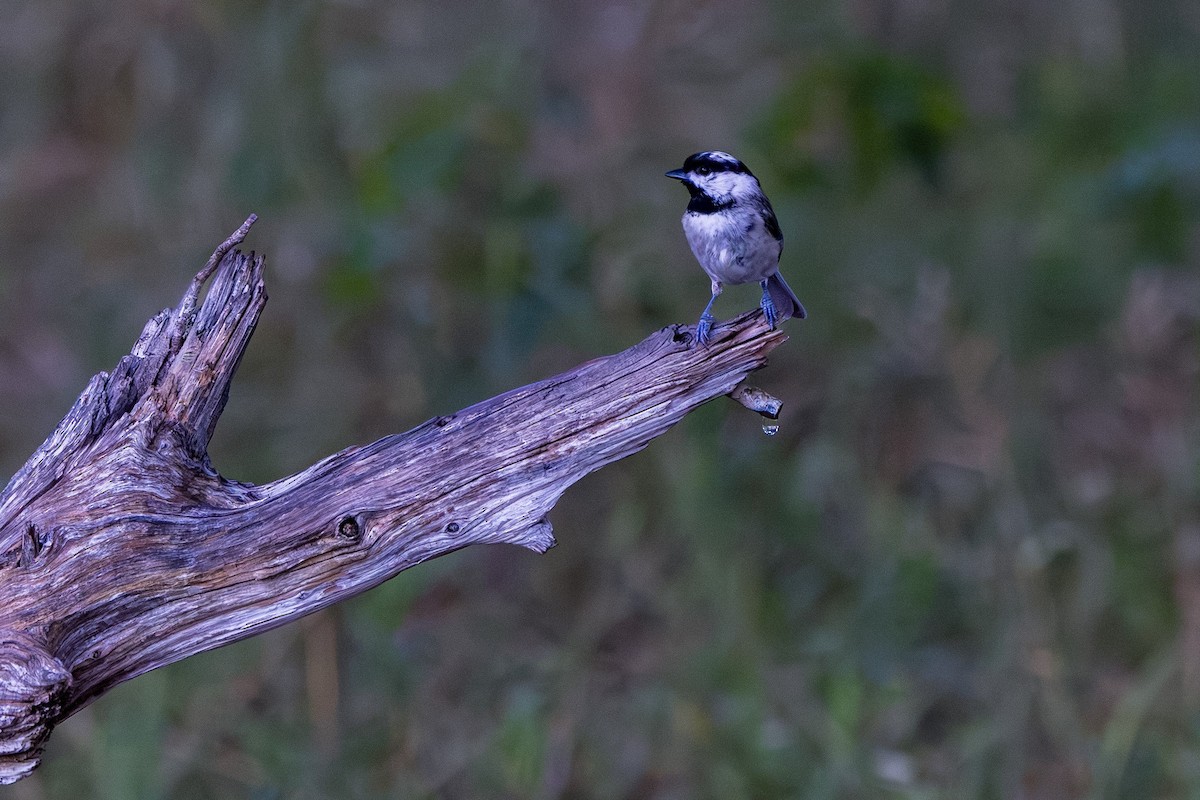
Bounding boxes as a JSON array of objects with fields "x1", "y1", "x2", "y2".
[{"x1": 0, "y1": 216, "x2": 787, "y2": 783}]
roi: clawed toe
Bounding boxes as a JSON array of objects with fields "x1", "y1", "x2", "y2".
[{"x1": 761, "y1": 297, "x2": 779, "y2": 330}]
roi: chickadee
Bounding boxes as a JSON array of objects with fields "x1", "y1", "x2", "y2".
[{"x1": 666, "y1": 151, "x2": 806, "y2": 345}]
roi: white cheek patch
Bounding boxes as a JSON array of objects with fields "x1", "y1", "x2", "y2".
[
  {"x1": 696, "y1": 172, "x2": 761, "y2": 205},
  {"x1": 707, "y1": 173, "x2": 741, "y2": 199}
]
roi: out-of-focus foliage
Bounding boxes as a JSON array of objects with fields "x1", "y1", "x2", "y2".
[{"x1": 2, "y1": 1, "x2": 1199, "y2": 798}]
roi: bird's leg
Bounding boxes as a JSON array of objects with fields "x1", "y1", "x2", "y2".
[
  {"x1": 697, "y1": 280, "x2": 723, "y2": 346},
  {"x1": 759, "y1": 279, "x2": 778, "y2": 330}
]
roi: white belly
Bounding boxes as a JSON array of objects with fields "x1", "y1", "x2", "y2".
[{"x1": 682, "y1": 210, "x2": 780, "y2": 285}]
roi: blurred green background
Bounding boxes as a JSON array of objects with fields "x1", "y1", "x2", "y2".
[{"x1": 2, "y1": 0, "x2": 1199, "y2": 797}]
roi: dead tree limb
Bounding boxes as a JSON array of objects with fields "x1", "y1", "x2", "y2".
[{"x1": 0, "y1": 216, "x2": 788, "y2": 783}]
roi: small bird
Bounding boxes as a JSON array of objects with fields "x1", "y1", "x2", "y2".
[{"x1": 666, "y1": 151, "x2": 806, "y2": 345}]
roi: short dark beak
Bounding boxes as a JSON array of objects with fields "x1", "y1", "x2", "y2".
[{"x1": 665, "y1": 168, "x2": 688, "y2": 182}]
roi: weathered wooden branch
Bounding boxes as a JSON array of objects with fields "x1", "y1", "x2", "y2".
[{"x1": 0, "y1": 216, "x2": 787, "y2": 783}]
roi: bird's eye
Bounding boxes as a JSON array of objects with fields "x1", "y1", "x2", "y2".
[{"x1": 696, "y1": 166, "x2": 711, "y2": 176}]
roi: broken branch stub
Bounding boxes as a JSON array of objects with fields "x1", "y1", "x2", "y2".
[{"x1": 0, "y1": 217, "x2": 788, "y2": 783}]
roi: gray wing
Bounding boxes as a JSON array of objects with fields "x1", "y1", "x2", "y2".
[{"x1": 759, "y1": 196, "x2": 783, "y2": 245}]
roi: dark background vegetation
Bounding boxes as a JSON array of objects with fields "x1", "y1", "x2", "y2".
[{"x1": 2, "y1": 0, "x2": 1199, "y2": 797}]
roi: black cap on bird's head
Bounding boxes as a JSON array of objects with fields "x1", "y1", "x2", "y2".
[{"x1": 665, "y1": 151, "x2": 753, "y2": 183}]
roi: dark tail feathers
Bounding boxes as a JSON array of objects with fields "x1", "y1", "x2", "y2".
[{"x1": 766, "y1": 272, "x2": 807, "y2": 321}]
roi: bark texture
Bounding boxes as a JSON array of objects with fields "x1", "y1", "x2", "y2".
[{"x1": 0, "y1": 217, "x2": 787, "y2": 783}]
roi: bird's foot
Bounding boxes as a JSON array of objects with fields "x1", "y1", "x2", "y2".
[
  {"x1": 696, "y1": 312, "x2": 715, "y2": 346},
  {"x1": 760, "y1": 292, "x2": 779, "y2": 330}
]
